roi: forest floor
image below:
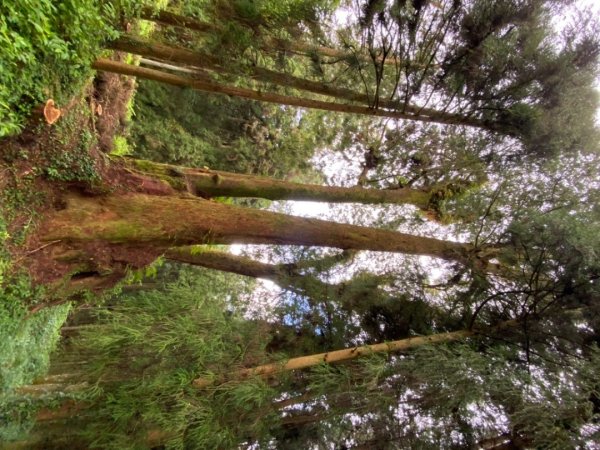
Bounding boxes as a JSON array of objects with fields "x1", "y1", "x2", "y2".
[{"x1": 0, "y1": 55, "x2": 135, "y2": 402}]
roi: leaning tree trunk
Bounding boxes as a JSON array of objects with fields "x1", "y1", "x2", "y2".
[
  {"x1": 109, "y1": 36, "x2": 483, "y2": 129},
  {"x1": 92, "y1": 59, "x2": 466, "y2": 125},
  {"x1": 165, "y1": 247, "x2": 289, "y2": 282},
  {"x1": 192, "y1": 328, "x2": 476, "y2": 388},
  {"x1": 165, "y1": 247, "x2": 358, "y2": 308},
  {"x1": 40, "y1": 191, "x2": 470, "y2": 255},
  {"x1": 123, "y1": 157, "x2": 435, "y2": 208}
]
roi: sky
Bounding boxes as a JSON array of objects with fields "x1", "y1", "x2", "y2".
[{"x1": 234, "y1": 0, "x2": 600, "y2": 316}]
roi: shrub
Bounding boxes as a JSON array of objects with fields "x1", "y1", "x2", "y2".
[{"x1": 0, "y1": 0, "x2": 153, "y2": 137}]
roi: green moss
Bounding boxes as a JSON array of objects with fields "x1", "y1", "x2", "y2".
[
  {"x1": 111, "y1": 136, "x2": 133, "y2": 157},
  {"x1": 126, "y1": 158, "x2": 188, "y2": 191},
  {"x1": 101, "y1": 221, "x2": 161, "y2": 242}
]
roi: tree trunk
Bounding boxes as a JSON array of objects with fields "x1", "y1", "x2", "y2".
[
  {"x1": 139, "y1": 7, "x2": 402, "y2": 66},
  {"x1": 40, "y1": 191, "x2": 470, "y2": 259},
  {"x1": 140, "y1": 7, "x2": 216, "y2": 33},
  {"x1": 193, "y1": 328, "x2": 476, "y2": 388},
  {"x1": 92, "y1": 59, "x2": 465, "y2": 124},
  {"x1": 124, "y1": 157, "x2": 434, "y2": 208},
  {"x1": 110, "y1": 36, "x2": 483, "y2": 129},
  {"x1": 31, "y1": 187, "x2": 476, "y2": 288},
  {"x1": 165, "y1": 247, "x2": 351, "y2": 309},
  {"x1": 165, "y1": 247, "x2": 283, "y2": 281}
]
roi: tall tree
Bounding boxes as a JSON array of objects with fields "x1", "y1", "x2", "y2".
[
  {"x1": 122, "y1": 157, "x2": 437, "y2": 209},
  {"x1": 31, "y1": 185, "x2": 480, "y2": 293},
  {"x1": 133, "y1": 1, "x2": 600, "y2": 155}
]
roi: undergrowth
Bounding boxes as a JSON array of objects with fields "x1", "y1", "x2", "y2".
[
  {"x1": 0, "y1": 0, "x2": 158, "y2": 137},
  {"x1": 0, "y1": 99, "x2": 98, "y2": 420},
  {"x1": 0, "y1": 167, "x2": 72, "y2": 396},
  {"x1": 45, "y1": 99, "x2": 101, "y2": 183},
  {"x1": 20, "y1": 269, "x2": 274, "y2": 449}
]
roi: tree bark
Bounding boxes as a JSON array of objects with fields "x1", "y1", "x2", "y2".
[
  {"x1": 124, "y1": 157, "x2": 434, "y2": 208},
  {"x1": 165, "y1": 247, "x2": 283, "y2": 281},
  {"x1": 92, "y1": 59, "x2": 465, "y2": 124},
  {"x1": 110, "y1": 36, "x2": 483, "y2": 129},
  {"x1": 193, "y1": 328, "x2": 476, "y2": 388},
  {"x1": 40, "y1": 192, "x2": 471, "y2": 261}
]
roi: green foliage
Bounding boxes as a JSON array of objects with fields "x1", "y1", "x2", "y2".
[
  {"x1": 282, "y1": 343, "x2": 599, "y2": 448},
  {"x1": 523, "y1": 70, "x2": 600, "y2": 156},
  {"x1": 0, "y1": 394, "x2": 39, "y2": 441},
  {"x1": 0, "y1": 0, "x2": 160, "y2": 137},
  {"x1": 0, "y1": 168, "x2": 69, "y2": 397},
  {"x1": 49, "y1": 270, "x2": 280, "y2": 448},
  {"x1": 0, "y1": 301, "x2": 70, "y2": 396},
  {"x1": 305, "y1": 353, "x2": 390, "y2": 401},
  {"x1": 39, "y1": 101, "x2": 101, "y2": 182},
  {"x1": 0, "y1": 0, "x2": 107, "y2": 136},
  {"x1": 0, "y1": 230, "x2": 70, "y2": 441},
  {"x1": 129, "y1": 80, "x2": 328, "y2": 178},
  {"x1": 46, "y1": 132, "x2": 99, "y2": 182},
  {"x1": 173, "y1": 0, "x2": 337, "y2": 33},
  {"x1": 395, "y1": 343, "x2": 600, "y2": 448},
  {"x1": 111, "y1": 135, "x2": 133, "y2": 156}
]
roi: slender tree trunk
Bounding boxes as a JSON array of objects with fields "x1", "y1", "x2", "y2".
[
  {"x1": 138, "y1": 57, "x2": 199, "y2": 74},
  {"x1": 124, "y1": 157, "x2": 434, "y2": 208},
  {"x1": 35, "y1": 400, "x2": 86, "y2": 422},
  {"x1": 166, "y1": 247, "x2": 357, "y2": 284},
  {"x1": 165, "y1": 247, "x2": 350, "y2": 309},
  {"x1": 140, "y1": 7, "x2": 216, "y2": 33},
  {"x1": 139, "y1": 7, "x2": 402, "y2": 66},
  {"x1": 4, "y1": 423, "x2": 168, "y2": 450},
  {"x1": 165, "y1": 248, "x2": 283, "y2": 281},
  {"x1": 110, "y1": 36, "x2": 483, "y2": 129},
  {"x1": 92, "y1": 59, "x2": 463, "y2": 124},
  {"x1": 193, "y1": 328, "x2": 476, "y2": 388}
]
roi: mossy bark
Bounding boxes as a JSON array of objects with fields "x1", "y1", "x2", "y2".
[
  {"x1": 31, "y1": 188, "x2": 474, "y2": 289},
  {"x1": 165, "y1": 247, "x2": 283, "y2": 281},
  {"x1": 40, "y1": 192, "x2": 470, "y2": 260},
  {"x1": 123, "y1": 157, "x2": 433, "y2": 208},
  {"x1": 165, "y1": 247, "x2": 345, "y2": 306}
]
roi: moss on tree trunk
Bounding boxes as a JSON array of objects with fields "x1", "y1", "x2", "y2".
[
  {"x1": 123, "y1": 157, "x2": 433, "y2": 208},
  {"x1": 41, "y1": 192, "x2": 470, "y2": 257},
  {"x1": 31, "y1": 188, "x2": 472, "y2": 290}
]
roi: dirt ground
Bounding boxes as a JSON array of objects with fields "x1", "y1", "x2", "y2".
[{"x1": 0, "y1": 52, "x2": 139, "y2": 296}]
